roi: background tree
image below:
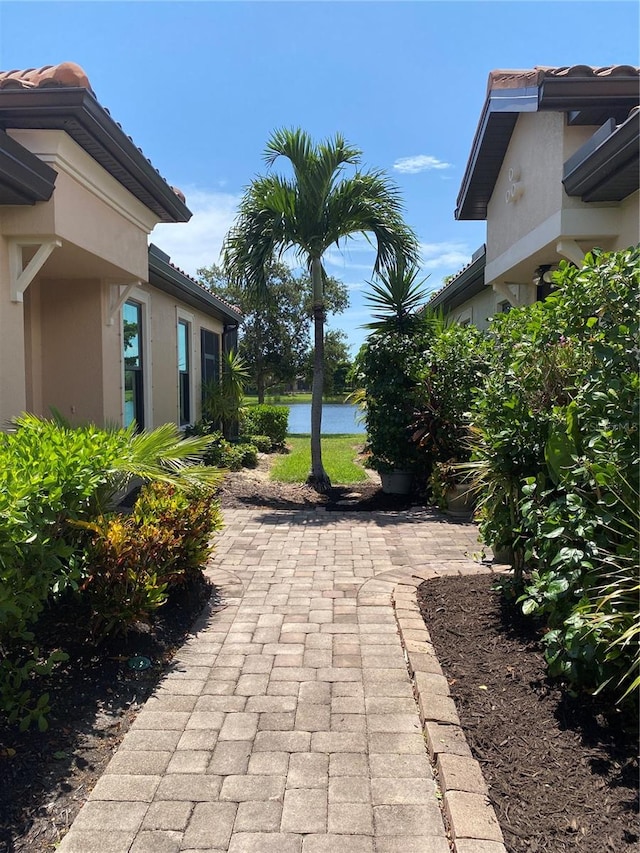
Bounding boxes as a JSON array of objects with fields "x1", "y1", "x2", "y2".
[
  {"x1": 304, "y1": 329, "x2": 352, "y2": 396},
  {"x1": 223, "y1": 128, "x2": 418, "y2": 491},
  {"x1": 198, "y1": 261, "x2": 348, "y2": 402}
]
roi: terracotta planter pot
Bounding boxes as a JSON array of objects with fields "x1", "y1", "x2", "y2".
[{"x1": 380, "y1": 470, "x2": 413, "y2": 495}]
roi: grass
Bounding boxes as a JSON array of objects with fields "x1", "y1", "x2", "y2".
[
  {"x1": 245, "y1": 392, "x2": 351, "y2": 406},
  {"x1": 270, "y1": 434, "x2": 368, "y2": 484}
]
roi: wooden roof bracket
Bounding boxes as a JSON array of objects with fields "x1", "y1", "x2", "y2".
[
  {"x1": 106, "y1": 280, "x2": 142, "y2": 325},
  {"x1": 9, "y1": 237, "x2": 62, "y2": 302},
  {"x1": 556, "y1": 239, "x2": 585, "y2": 267}
]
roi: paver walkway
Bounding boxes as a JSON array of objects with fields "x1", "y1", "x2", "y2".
[{"x1": 59, "y1": 507, "x2": 482, "y2": 853}]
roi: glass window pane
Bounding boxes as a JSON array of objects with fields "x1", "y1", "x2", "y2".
[
  {"x1": 123, "y1": 302, "x2": 140, "y2": 368},
  {"x1": 178, "y1": 321, "x2": 189, "y2": 372}
]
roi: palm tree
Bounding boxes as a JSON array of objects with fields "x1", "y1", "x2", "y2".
[{"x1": 223, "y1": 128, "x2": 419, "y2": 491}]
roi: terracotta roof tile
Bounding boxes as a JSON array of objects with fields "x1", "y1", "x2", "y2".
[
  {"x1": 165, "y1": 254, "x2": 242, "y2": 315},
  {"x1": 488, "y1": 64, "x2": 640, "y2": 92},
  {"x1": 0, "y1": 62, "x2": 93, "y2": 93},
  {"x1": 0, "y1": 61, "x2": 187, "y2": 208}
]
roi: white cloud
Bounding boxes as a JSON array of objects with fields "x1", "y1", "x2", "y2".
[
  {"x1": 150, "y1": 187, "x2": 241, "y2": 277},
  {"x1": 419, "y1": 241, "x2": 471, "y2": 271},
  {"x1": 393, "y1": 154, "x2": 452, "y2": 174}
]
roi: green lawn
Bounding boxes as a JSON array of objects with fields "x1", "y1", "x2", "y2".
[
  {"x1": 270, "y1": 434, "x2": 368, "y2": 484},
  {"x1": 245, "y1": 392, "x2": 350, "y2": 406}
]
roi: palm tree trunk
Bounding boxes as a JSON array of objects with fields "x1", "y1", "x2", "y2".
[{"x1": 308, "y1": 257, "x2": 331, "y2": 492}]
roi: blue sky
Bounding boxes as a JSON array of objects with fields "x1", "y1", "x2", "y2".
[{"x1": 1, "y1": 1, "x2": 638, "y2": 353}]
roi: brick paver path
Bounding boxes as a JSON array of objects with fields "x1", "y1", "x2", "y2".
[{"x1": 59, "y1": 507, "x2": 481, "y2": 853}]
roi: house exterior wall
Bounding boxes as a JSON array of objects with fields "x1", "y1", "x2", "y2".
[
  {"x1": 449, "y1": 285, "x2": 501, "y2": 329},
  {"x1": 126, "y1": 283, "x2": 225, "y2": 429},
  {"x1": 1, "y1": 105, "x2": 238, "y2": 432},
  {"x1": 616, "y1": 190, "x2": 639, "y2": 248},
  {"x1": 486, "y1": 113, "x2": 604, "y2": 266},
  {"x1": 485, "y1": 112, "x2": 631, "y2": 288},
  {"x1": 5, "y1": 130, "x2": 155, "y2": 279},
  {"x1": 31, "y1": 278, "x2": 106, "y2": 423},
  {"x1": 0, "y1": 237, "x2": 27, "y2": 420}
]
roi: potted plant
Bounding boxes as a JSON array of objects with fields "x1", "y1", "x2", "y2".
[
  {"x1": 356, "y1": 259, "x2": 436, "y2": 495},
  {"x1": 429, "y1": 459, "x2": 476, "y2": 518}
]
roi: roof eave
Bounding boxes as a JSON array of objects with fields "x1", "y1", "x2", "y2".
[
  {"x1": 455, "y1": 87, "x2": 537, "y2": 221},
  {"x1": 0, "y1": 127, "x2": 57, "y2": 204},
  {"x1": 148, "y1": 245, "x2": 242, "y2": 325},
  {"x1": 0, "y1": 88, "x2": 191, "y2": 223},
  {"x1": 563, "y1": 110, "x2": 640, "y2": 202},
  {"x1": 429, "y1": 247, "x2": 486, "y2": 311}
]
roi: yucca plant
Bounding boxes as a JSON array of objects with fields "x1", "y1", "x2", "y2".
[
  {"x1": 202, "y1": 350, "x2": 250, "y2": 436},
  {"x1": 363, "y1": 257, "x2": 435, "y2": 334}
]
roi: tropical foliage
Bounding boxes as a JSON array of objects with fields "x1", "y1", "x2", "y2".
[
  {"x1": 199, "y1": 261, "x2": 349, "y2": 401},
  {"x1": 0, "y1": 417, "x2": 223, "y2": 730},
  {"x1": 360, "y1": 246, "x2": 639, "y2": 705},
  {"x1": 223, "y1": 127, "x2": 418, "y2": 490}
]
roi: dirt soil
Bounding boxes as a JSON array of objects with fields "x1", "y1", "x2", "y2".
[
  {"x1": 0, "y1": 576, "x2": 215, "y2": 853},
  {"x1": 418, "y1": 573, "x2": 639, "y2": 853},
  {"x1": 2, "y1": 461, "x2": 637, "y2": 853}
]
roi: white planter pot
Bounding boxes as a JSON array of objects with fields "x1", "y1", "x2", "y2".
[{"x1": 380, "y1": 470, "x2": 413, "y2": 495}]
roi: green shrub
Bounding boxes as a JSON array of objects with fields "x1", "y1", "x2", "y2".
[
  {"x1": 471, "y1": 247, "x2": 639, "y2": 703},
  {"x1": 0, "y1": 416, "x2": 220, "y2": 729},
  {"x1": 354, "y1": 329, "x2": 431, "y2": 475},
  {"x1": 238, "y1": 443, "x2": 258, "y2": 468},
  {"x1": 244, "y1": 434, "x2": 272, "y2": 453},
  {"x1": 81, "y1": 482, "x2": 223, "y2": 638},
  {"x1": 242, "y1": 405, "x2": 289, "y2": 445}
]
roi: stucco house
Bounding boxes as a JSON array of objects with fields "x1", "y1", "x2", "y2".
[
  {"x1": 0, "y1": 62, "x2": 241, "y2": 430},
  {"x1": 430, "y1": 64, "x2": 639, "y2": 326}
]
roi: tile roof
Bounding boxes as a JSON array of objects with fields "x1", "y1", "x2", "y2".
[
  {"x1": 148, "y1": 244, "x2": 242, "y2": 318},
  {"x1": 488, "y1": 64, "x2": 639, "y2": 92},
  {"x1": 0, "y1": 62, "x2": 188, "y2": 212},
  {"x1": 0, "y1": 62, "x2": 94, "y2": 93}
]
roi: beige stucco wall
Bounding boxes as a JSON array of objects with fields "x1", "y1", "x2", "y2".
[
  {"x1": 449, "y1": 285, "x2": 501, "y2": 330},
  {"x1": 486, "y1": 113, "x2": 601, "y2": 265},
  {"x1": 0, "y1": 237, "x2": 28, "y2": 422},
  {"x1": 28, "y1": 278, "x2": 106, "y2": 423},
  {"x1": 485, "y1": 111, "x2": 637, "y2": 289},
  {"x1": 5, "y1": 130, "x2": 156, "y2": 281},
  {"x1": 615, "y1": 191, "x2": 639, "y2": 249}
]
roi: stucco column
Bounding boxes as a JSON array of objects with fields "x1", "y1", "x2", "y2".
[{"x1": 0, "y1": 237, "x2": 27, "y2": 426}]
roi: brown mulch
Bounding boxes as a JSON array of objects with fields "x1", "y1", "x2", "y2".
[
  {"x1": 417, "y1": 573, "x2": 639, "y2": 853},
  {"x1": 0, "y1": 575, "x2": 215, "y2": 853}
]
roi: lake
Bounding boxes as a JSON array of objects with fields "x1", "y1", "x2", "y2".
[{"x1": 282, "y1": 403, "x2": 364, "y2": 435}]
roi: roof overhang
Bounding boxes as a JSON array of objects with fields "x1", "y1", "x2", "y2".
[
  {"x1": 148, "y1": 244, "x2": 242, "y2": 325},
  {"x1": 563, "y1": 110, "x2": 640, "y2": 202},
  {"x1": 0, "y1": 88, "x2": 191, "y2": 223},
  {"x1": 0, "y1": 128, "x2": 57, "y2": 204},
  {"x1": 456, "y1": 67, "x2": 640, "y2": 221},
  {"x1": 429, "y1": 246, "x2": 486, "y2": 312}
]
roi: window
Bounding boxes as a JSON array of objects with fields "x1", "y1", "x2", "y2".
[
  {"x1": 178, "y1": 319, "x2": 191, "y2": 425},
  {"x1": 123, "y1": 300, "x2": 144, "y2": 430},
  {"x1": 201, "y1": 329, "x2": 221, "y2": 403}
]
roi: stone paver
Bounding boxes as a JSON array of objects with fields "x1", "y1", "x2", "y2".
[{"x1": 58, "y1": 507, "x2": 490, "y2": 853}]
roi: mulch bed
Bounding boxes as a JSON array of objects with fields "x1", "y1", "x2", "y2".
[
  {"x1": 417, "y1": 573, "x2": 639, "y2": 853},
  {"x1": 0, "y1": 575, "x2": 215, "y2": 852}
]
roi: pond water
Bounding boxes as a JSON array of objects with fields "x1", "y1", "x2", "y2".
[{"x1": 282, "y1": 403, "x2": 364, "y2": 435}]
